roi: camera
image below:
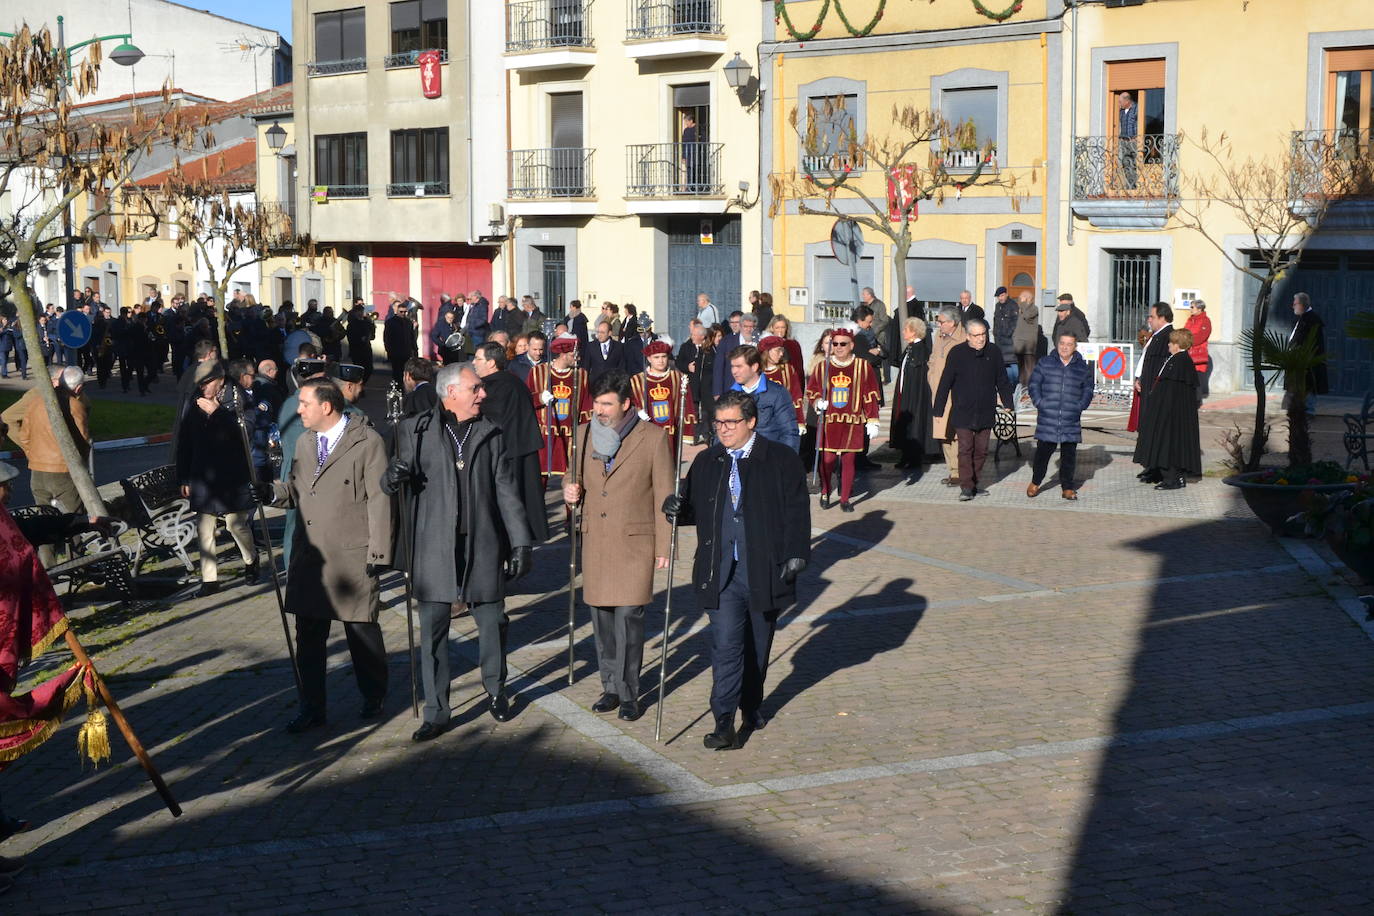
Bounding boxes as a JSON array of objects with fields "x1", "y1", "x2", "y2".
[{"x1": 292, "y1": 358, "x2": 328, "y2": 380}]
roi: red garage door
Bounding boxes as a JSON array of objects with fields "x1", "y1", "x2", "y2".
[
  {"x1": 419, "y1": 245, "x2": 494, "y2": 348},
  {"x1": 370, "y1": 244, "x2": 410, "y2": 313}
]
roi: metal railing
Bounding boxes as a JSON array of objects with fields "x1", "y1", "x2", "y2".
[
  {"x1": 385, "y1": 48, "x2": 449, "y2": 68},
  {"x1": 1290, "y1": 128, "x2": 1374, "y2": 200},
  {"x1": 386, "y1": 181, "x2": 450, "y2": 197},
  {"x1": 626, "y1": 142, "x2": 722, "y2": 196},
  {"x1": 256, "y1": 202, "x2": 296, "y2": 249},
  {"x1": 506, "y1": 0, "x2": 594, "y2": 52},
  {"x1": 508, "y1": 148, "x2": 595, "y2": 198},
  {"x1": 306, "y1": 57, "x2": 367, "y2": 76},
  {"x1": 626, "y1": 0, "x2": 722, "y2": 39},
  {"x1": 313, "y1": 184, "x2": 369, "y2": 199},
  {"x1": 1071, "y1": 134, "x2": 1180, "y2": 200},
  {"x1": 942, "y1": 147, "x2": 996, "y2": 171},
  {"x1": 802, "y1": 151, "x2": 864, "y2": 175}
]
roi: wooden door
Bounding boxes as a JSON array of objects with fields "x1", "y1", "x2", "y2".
[{"x1": 1002, "y1": 255, "x2": 1036, "y2": 301}]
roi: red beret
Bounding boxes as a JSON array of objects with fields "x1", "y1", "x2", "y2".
[
  {"x1": 643, "y1": 340, "x2": 672, "y2": 357},
  {"x1": 829, "y1": 327, "x2": 855, "y2": 339},
  {"x1": 550, "y1": 336, "x2": 579, "y2": 354},
  {"x1": 758, "y1": 335, "x2": 786, "y2": 351}
]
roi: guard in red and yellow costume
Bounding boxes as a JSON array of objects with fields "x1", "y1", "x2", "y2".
[
  {"x1": 759, "y1": 334, "x2": 805, "y2": 428},
  {"x1": 631, "y1": 340, "x2": 695, "y2": 454},
  {"x1": 804, "y1": 327, "x2": 879, "y2": 512},
  {"x1": 527, "y1": 335, "x2": 592, "y2": 477}
]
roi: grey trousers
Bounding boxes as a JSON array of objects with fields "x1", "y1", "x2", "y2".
[
  {"x1": 416, "y1": 599, "x2": 508, "y2": 725},
  {"x1": 30, "y1": 470, "x2": 81, "y2": 566},
  {"x1": 590, "y1": 605, "x2": 646, "y2": 700}
]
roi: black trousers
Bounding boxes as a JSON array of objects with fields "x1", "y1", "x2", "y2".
[
  {"x1": 120, "y1": 355, "x2": 148, "y2": 393},
  {"x1": 590, "y1": 605, "x2": 646, "y2": 700},
  {"x1": 294, "y1": 616, "x2": 388, "y2": 714},
  {"x1": 1031, "y1": 440, "x2": 1078, "y2": 488},
  {"x1": 706, "y1": 565, "x2": 777, "y2": 721},
  {"x1": 388, "y1": 354, "x2": 406, "y2": 386},
  {"x1": 417, "y1": 599, "x2": 508, "y2": 725}
]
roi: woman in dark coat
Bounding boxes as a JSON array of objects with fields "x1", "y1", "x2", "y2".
[
  {"x1": 1133, "y1": 328, "x2": 1202, "y2": 490},
  {"x1": 889, "y1": 316, "x2": 934, "y2": 470},
  {"x1": 689, "y1": 327, "x2": 719, "y2": 445},
  {"x1": 1027, "y1": 332, "x2": 1096, "y2": 500},
  {"x1": 176, "y1": 361, "x2": 257, "y2": 595}
]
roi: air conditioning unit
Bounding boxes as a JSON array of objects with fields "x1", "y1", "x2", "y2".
[
  {"x1": 789, "y1": 287, "x2": 810, "y2": 307},
  {"x1": 489, "y1": 202, "x2": 505, "y2": 224}
]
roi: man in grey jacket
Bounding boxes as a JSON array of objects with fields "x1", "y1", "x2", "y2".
[{"x1": 382, "y1": 362, "x2": 534, "y2": 741}]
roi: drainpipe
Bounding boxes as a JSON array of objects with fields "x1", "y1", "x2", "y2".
[
  {"x1": 1041, "y1": 30, "x2": 1049, "y2": 293},
  {"x1": 1067, "y1": 0, "x2": 1078, "y2": 246},
  {"x1": 466, "y1": 0, "x2": 477, "y2": 248}
]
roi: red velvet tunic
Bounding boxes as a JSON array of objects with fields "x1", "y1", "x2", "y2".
[
  {"x1": 526, "y1": 364, "x2": 592, "y2": 474},
  {"x1": 764, "y1": 362, "x2": 805, "y2": 425},
  {"x1": 805, "y1": 357, "x2": 879, "y2": 453},
  {"x1": 630, "y1": 369, "x2": 696, "y2": 454}
]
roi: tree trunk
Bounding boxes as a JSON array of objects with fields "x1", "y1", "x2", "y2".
[
  {"x1": 1246, "y1": 277, "x2": 1274, "y2": 472},
  {"x1": 892, "y1": 229, "x2": 912, "y2": 324},
  {"x1": 10, "y1": 278, "x2": 109, "y2": 516}
]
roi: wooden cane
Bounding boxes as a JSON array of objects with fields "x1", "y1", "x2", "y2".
[
  {"x1": 64, "y1": 630, "x2": 182, "y2": 817},
  {"x1": 565, "y1": 353, "x2": 583, "y2": 686}
]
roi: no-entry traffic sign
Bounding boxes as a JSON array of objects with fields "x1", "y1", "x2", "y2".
[{"x1": 1097, "y1": 346, "x2": 1126, "y2": 380}]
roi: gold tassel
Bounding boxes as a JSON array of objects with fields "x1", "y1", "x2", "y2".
[{"x1": 77, "y1": 708, "x2": 111, "y2": 766}]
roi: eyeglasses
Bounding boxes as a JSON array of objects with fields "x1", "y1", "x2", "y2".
[
  {"x1": 713, "y1": 418, "x2": 748, "y2": 429},
  {"x1": 831, "y1": 340, "x2": 851, "y2": 347}
]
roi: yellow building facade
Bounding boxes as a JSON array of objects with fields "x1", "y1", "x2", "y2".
[{"x1": 504, "y1": 0, "x2": 764, "y2": 340}]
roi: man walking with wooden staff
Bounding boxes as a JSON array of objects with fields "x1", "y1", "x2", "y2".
[{"x1": 563, "y1": 370, "x2": 675, "y2": 722}]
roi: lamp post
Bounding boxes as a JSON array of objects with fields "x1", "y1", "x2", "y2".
[
  {"x1": 0, "y1": 17, "x2": 145, "y2": 305},
  {"x1": 266, "y1": 121, "x2": 287, "y2": 151}
]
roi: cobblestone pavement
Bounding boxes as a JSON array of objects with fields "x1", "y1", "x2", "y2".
[{"x1": 6, "y1": 442, "x2": 1374, "y2": 914}]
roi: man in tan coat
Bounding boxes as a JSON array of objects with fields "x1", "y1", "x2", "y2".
[
  {"x1": 564, "y1": 369, "x2": 674, "y2": 722},
  {"x1": 2, "y1": 366, "x2": 90, "y2": 515},
  {"x1": 926, "y1": 307, "x2": 967, "y2": 486}
]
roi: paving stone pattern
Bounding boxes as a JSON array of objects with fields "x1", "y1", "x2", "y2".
[{"x1": 5, "y1": 448, "x2": 1374, "y2": 914}]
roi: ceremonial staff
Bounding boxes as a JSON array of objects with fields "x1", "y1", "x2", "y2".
[
  {"x1": 385, "y1": 383, "x2": 421, "y2": 719},
  {"x1": 543, "y1": 372, "x2": 556, "y2": 490},
  {"x1": 565, "y1": 345, "x2": 583, "y2": 686},
  {"x1": 654, "y1": 373, "x2": 690, "y2": 741},
  {"x1": 226, "y1": 384, "x2": 304, "y2": 704}
]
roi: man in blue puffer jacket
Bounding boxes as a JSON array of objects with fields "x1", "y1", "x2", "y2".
[{"x1": 1027, "y1": 330, "x2": 1095, "y2": 500}]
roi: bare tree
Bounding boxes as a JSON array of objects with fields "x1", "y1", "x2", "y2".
[
  {"x1": 1171, "y1": 128, "x2": 1365, "y2": 470},
  {"x1": 0, "y1": 26, "x2": 202, "y2": 514},
  {"x1": 769, "y1": 100, "x2": 1025, "y2": 324}
]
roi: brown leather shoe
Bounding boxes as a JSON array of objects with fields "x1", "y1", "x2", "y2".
[
  {"x1": 1026, "y1": 482, "x2": 1040, "y2": 498},
  {"x1": 1062, "y1": 489, "x2": 1078, "y2": 501}
]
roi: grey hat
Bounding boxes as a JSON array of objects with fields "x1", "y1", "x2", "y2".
[{"x1": 0, "y1": 461, "x2": 19, "y2": 485}]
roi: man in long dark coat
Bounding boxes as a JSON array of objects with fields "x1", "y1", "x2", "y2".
[
  {"x1": 1133, "y1": 328, "x2": 1201, "y2": 490},
  {"x1": 1286, "y1": 292, "x2": 1329, "y2": 413},
  {"x1": 267, "y1": 378, "x2": 392, "y2": 732},
  {"x1": 890, "y1": 316, "x2": 934, "y2": 470},
  {"x1": 474, "y1": 342, "x2": 549, "y2": 542},
  {"x1": 1134, "y1": 301, "x2": 1176, "y2": 484},
  {"x1": 383, "y1": 363, "x2": 534, "y2": 741}
]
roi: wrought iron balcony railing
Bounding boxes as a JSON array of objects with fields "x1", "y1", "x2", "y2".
[
  {"x1": 387, "y1": 181, "x2": 450, "y2": 197},
  {"x1": 1289, "y1": 128, "x2": 1374, "y2": 200},
  {"x1": 306, "y1": 57, "x2": 367, "y2": 76},
  {"x1": 942, "y1": 147, "x2": 996, "y2": 171},
  {"x1": 802, "y1": 151, "x2": 865, "y2": 175},
  {"x1": 1071, "y1": 134, "x2": 1180, "y2": 200},
  {"x1": 626, "y1": 0, "x2": 723, "y2": 40},
  {"x1": 508, "y1": 148, "x2": 596, "y2": 199},
  {"x1": 385, "y1": 48, "x2": 449, "y2": 68},
  {"x1": 507, "y1": 0, "x2": 594, "y2": 52},
  {"x1": 256, "y1": 202, "x2": 296, "y2": 249},
  {"x1": 313, "y1": 184, "x2": 369, "y2": 199},
  {"x1": 626, "y1": 142, "x2": 722, "y2": 197}
]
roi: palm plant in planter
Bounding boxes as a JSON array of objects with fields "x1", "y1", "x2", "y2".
[
  {"x1": 1302, "y1": 479, "x2": 1374, "y2": 584},
  {"x1": 1238, "y1": 326, "x2": 1328, "y2": 466}
]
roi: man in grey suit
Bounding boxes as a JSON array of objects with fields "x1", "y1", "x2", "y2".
[{"x1": 382, "y1": 362, "x2": 534, "y2": 741}]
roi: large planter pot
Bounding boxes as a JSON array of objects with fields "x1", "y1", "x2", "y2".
[
  {"x1": 1327, "y1": 533, "x2": 1374, "y2": 585},
  {"x1": 1222, "y1": 472, "x2": 1356, "y2": 535}
]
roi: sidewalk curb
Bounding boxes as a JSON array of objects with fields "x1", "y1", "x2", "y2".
[
  {"x1": 0, "y1": 432, "x2": 170, "y2": 462},
  {"x1": 1276, "y1": 536, "x2": 1374, "y2": 643}
]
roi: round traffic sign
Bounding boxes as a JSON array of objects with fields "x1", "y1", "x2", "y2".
[
  {"x1": 1098, "y1": 346, "x2": 1126, "y2": 380},
  {"x1": 56, "y1": 310, "x2": 92, "y2": 349},
  {"x1": 830, "y1": 219, "x2": 864, "y2": 267}
]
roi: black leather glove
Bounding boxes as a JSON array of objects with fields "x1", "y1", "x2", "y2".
[
  {"x1": 365, "y1": 562, "x2": 390, "y2": 578},
  {"x1": 780, "y1": 558, "x2": 807, "y2": 585},
  {"x1": 383, "y1": 458, "x2": 413, "y2": 491},
  {"x1": 251, "y1": 481, "x2": 273, "y2": 506},
  {"x1": 505, "y1": 545, "x2": 532, "y2": 581},
  {"x1": 661, "y1": 494, "x2": 683, "y2": 523}
]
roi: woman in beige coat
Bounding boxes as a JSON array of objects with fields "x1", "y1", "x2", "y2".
[{"x1": 927, "y1": 307, "x2": 967, "y2": 485}]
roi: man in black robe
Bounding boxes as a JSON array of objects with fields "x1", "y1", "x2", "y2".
[
  {"x1": 889, "y1": 316, "x2": 934, "y2": 470},
  {"x1": 474, "y1": 342, "x2": 550, "y2": 542},
  {"x1": 1134, "y1": 301, "x2": 1175, "y2": 484}
]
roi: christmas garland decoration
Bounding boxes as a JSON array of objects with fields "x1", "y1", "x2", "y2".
[
  {"x1": 774, "y1": 1, "x2": 888, "y2": 42},
  {"x1": 971, "y1": 0, "x2": 1023, "y2": 21}
]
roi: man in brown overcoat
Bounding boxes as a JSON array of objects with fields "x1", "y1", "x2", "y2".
[
  {"x1": 564, "y1": 369, "x2": 674, "y2": 722},
  {"x1": 927, "y1": 307, "x2": 967, "y2": 486},
  {"x1": 267, "y1": 377, "x2": 393, "y2": 733}
]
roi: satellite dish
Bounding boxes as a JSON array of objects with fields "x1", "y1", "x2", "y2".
[{"x1": 830, "y1": 220, "x2": 864, "y2": 267}]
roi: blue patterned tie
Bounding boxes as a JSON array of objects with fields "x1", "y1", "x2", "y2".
[
  {"x1": 729, "y1": 449, "x2": 743, "y2": 510},
  {"x1": 316, "y1": 434, "x2": 329, "y2": 471}
]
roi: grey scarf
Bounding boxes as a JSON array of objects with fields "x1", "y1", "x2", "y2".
[{"x1": 590, "y1": 411, "x2": 639, "y2": 467}]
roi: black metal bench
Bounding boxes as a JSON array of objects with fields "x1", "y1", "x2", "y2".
[
  {"x1": 1343, "y1": 391, "x2": 1374, "y2": 471},
  {"x1": 119, "y1": 464, "x2": 196, "y2": 576},
  {"x1": 10, "y1": 504, "x2": 136, "y2": 603}
]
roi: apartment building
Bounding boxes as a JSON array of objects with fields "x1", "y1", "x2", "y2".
[{"x1": 504, "y1": 0, "x2": 764, "y2": 339}]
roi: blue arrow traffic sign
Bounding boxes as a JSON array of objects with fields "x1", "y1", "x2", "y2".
[{"x1": 56, "y1": 310, "x2": 92, "y2": 350}]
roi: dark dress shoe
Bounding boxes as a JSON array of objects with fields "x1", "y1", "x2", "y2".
[
  {"x1": 1138, "y1": 469, "x2": 1163, "y2": 484},
  {"x1": 1155, "y1": 477, "x2": 1186, "y2": 490},
  {"x1": 591, "y1": 692, "x2": 620, "y2": 713},
  {"x1": 840, "y1": 501, "x2": 855, "y2": 513},
  {"x1": 196, "y1": 582, "x2": 220, "y2": 598},
  {"x1": 958, "y1": 488, "x2": 976, "y2": 502},
  {"x1": 359, "y1": 699, "x2": 385, "y2": 720},
  {"x1": 617, "y1": 699, "x2": 642, "y2": 721},
  {"x1": 741, "y1": 710, "x2": 767, "y2": 731},
  {"x1": 820, "y1": 493, "x2": 831, "y2": 509},
  {"x1": 286, "y1": 709, "x2": 326, "y2": 734},
  {"x1": 411, "y1": 721, "x2": 446, "y2": 742},
  {"x1": 243, "y1": 562, "x2": 261, "y2": 586},
  {"x1": 703, "y1": 713, "x2": 739, "y2": 750},
  {"x1": 489, "y1": 693, "x2": 513, "y2": 722}
]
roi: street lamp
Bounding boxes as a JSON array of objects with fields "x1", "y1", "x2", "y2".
[
  {"x1": 723, "y1": 52, "x2": 752, "y2": 92},
  {"x1": 265, "y1": 121, "x2": 287, "y2": 151},
  {"x1": 109, "y1": 41, "x2": 145, "y2": 67}
]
